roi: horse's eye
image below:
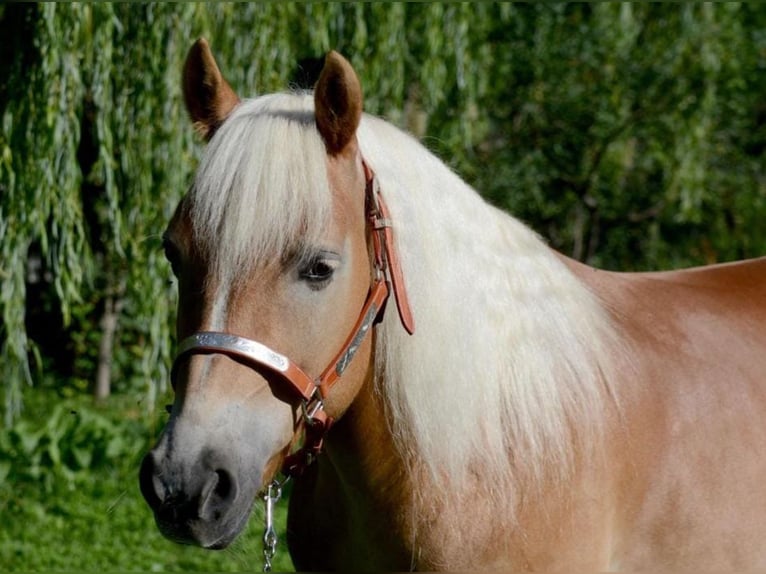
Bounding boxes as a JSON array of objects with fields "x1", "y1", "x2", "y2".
[
  {"x1": 162, "y1": 237, "x2": 182, "y2": 277},
  {"x1": 299, "y1": 254, "x2": 338, "y2": 290}
]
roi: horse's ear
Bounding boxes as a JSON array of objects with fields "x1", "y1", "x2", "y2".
[
  {"x1": 183, "y1": 38, "x2": 240, "y2": 141},
  {"x1": 314, "y1": 51, "x2": 363, "y2": 155}
]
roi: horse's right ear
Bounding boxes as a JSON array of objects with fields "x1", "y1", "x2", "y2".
[
  {"x1": 314, "y1": 51, "x2": 363, "y2": 156},
  {"x1": 182, "y1": 38, "x2": 240, "y2": 141}
]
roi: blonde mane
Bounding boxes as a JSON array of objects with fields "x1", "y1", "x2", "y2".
[
  {"x1": 190, "y1": 92, "x2": 619, "y2": 511},
  {"x1": 190, "y1": 94, "x2": 333, "y2": 287},
  {"x1": 358, "y1": 116, "x2": 619, "y2": 505}
]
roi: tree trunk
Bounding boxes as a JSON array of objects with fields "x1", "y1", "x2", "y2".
[{"x1": 94, "y1": 286, "x2": 124, "y2": 404}]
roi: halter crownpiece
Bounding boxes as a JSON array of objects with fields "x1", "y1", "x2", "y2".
[{"x1": 171, "y1": 161, "x2": 414, "y2": 477}]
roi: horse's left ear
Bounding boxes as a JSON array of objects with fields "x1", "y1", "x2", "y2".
[{"x1": 314, "y1": 51, "x2": 363, "y2": 155}]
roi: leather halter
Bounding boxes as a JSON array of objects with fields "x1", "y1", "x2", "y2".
[{"x1": 171, "y1": 161, "x2": 414, "y2": 477}]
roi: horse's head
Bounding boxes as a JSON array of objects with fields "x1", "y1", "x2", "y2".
[{"x1": 139, "y1": 39, "x2": 403, "y2": 548}]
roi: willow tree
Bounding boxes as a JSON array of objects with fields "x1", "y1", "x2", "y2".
[
  {"x1": 465, "y1": 3, "x2": 766, "y2": 270},
  {"x1": 0, "y1": 3, "x2": 494, "y2": 423},
  {"x1": 1, "y1": 3, "x2": 764, "y2": 424}
]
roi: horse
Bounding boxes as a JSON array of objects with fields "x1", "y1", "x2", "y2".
[{"x1": 139, "y1": 38, "x2": 766, "y2": 571}]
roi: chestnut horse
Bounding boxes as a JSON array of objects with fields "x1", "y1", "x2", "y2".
[{"x1": 140, "y1": 39, "x2": 766, "y2": 570}]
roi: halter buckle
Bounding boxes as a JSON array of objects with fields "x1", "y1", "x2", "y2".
[{"x1": 301, "y1": 396, "x2": 324, "y2": 426}]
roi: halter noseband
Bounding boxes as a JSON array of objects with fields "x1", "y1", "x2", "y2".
[{"x1": 171, "y1": 161, "x2": 414, "y2": 477}]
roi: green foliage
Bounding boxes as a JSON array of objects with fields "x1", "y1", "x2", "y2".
[
  {"x1": 0, "y1": 390, "x2": 294, "y2": 571},
  {"x1": 0, "y1": 401, "x2": 140, "y2": 491},
  {"x1": 464, "y1": 3, "x2": 766, "y2": 270}
]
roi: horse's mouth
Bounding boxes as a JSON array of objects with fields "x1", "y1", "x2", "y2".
[{"x1": 153, "y1": 497, "x2": 254, "y2": 550}]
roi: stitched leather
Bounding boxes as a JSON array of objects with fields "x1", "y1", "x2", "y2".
[{"x1": 376, "y1": 190, "x2": 415, "y2": 335}]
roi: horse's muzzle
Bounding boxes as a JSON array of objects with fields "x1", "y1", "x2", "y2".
[{"x1": 139, "y1": 446, "x2": 248, "y2": 549}]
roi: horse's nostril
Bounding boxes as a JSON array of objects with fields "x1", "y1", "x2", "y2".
[
  {"x1": 199, "y1": 468, "x2": 238, "y2": 522},
  {"x1": 214, "y1": 469, "x2": 233, "y2": 500},
  {"x1": 139, "y1": 452, "x2": 165, "y2": 510}
]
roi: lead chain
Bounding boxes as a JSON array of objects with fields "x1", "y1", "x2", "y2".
[{"x1": 262, "y1": 481, "x2": 282, "y2": 572}]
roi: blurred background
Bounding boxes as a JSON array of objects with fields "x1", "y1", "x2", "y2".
[{"x1": 1, "y1": 3, "x2": 765, "y2": 571}]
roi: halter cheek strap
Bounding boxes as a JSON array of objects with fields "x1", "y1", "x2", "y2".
[
  {"x1": 364, "y1": 162, "x2": 415, "y2": 336},
  {"x1": 171, "y1": 162, "x2": 413, "y2": 477}
]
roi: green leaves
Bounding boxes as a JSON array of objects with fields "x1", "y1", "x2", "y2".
[
  {"x1": 0, "y1": 401, "x2": 141, "y2": 492},
  {"x1": 468, "y1": 3, "x2": 766, "y2": 270}
]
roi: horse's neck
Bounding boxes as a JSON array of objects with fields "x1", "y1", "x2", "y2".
[
  {"x1": 294, "y1": 267, "x2": 628, "y2": 570},
  {"x1": 327, "y1": 372, "x2": 405, "y2": 493},
  {"x1": 312, "y1": 374, "x2": 621, "y2": 570},
  {"x1": 289, "y1": 371, "x2": 416, "y2": 570}
]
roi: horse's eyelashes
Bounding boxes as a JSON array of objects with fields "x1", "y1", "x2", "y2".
[
  {"x1": 162, "y1": 237, "x2": 182, "y2": 277},
  {"x1": 308, "y1": 261, "x2": 333, "y2": 279},
  {"x1": 298, "y1": 253, "x2": 339, "y2": 290},
  {"x1": 301, "y1": 260, "x2": 335, "y2": 282}
]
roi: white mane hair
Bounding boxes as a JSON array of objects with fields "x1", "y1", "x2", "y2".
[
  {"x1": 190, "y1": 93, "x2": 333, "y2": 286},
  {"x1": 190, "y1": 92, "x2": 619, "y2": 512},
  {"x1": 357, "y1": 116, "x2": 620, "y2": 507}
]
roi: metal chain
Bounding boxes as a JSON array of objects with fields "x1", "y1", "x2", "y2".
[{"x1": 262, "y1": 480, "x2": 283, "y2": 572}]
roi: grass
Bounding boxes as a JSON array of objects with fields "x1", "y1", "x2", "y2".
[{"x1": 0, "y1": 390, "x2": 294, "y2": 572}]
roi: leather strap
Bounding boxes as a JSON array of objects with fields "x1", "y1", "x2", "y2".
[
  {"x1": 315, "y1": 278, "x2": 390, "y2": 397},
  {"x1": 363, "y1": 161, "x2": 415, "y2": 334},
  {"x1": 373, "y1": 187, "x2": 415, "y2": 334},
  {"x1": 173, "y1": 332, "x2": 316, "y2": 400}
]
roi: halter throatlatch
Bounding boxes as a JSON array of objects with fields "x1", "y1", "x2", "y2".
[{"x1": 172, "y1": 161, "x2": 413, "y2": 478}]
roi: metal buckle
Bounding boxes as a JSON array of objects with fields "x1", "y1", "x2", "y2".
[
  {"x1": 301, "y1": 397, "x2": 324, "y2": 426},
  {"x1": 372, "y1": 217, "x2": 393, "y2": 230}
]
